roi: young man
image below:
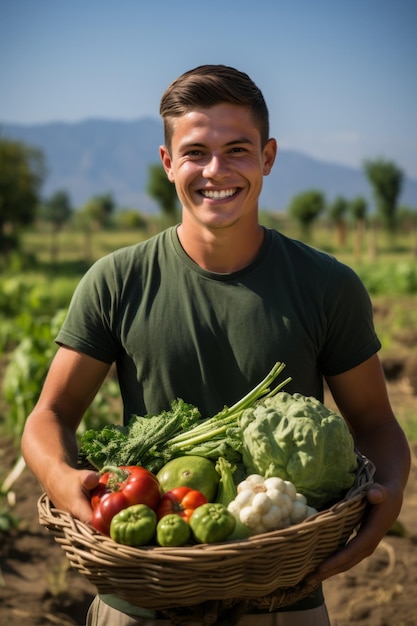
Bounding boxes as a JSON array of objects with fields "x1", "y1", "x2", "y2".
[{"x1": 22, "y1": 65, "x2": 410, "y2": 626}]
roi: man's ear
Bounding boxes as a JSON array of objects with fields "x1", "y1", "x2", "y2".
[
  {"x1": 159, "y1": 145, "x2": 175, "y2": 182},
  {"x1": 262, "y1": 138, "x2": 278, "y2": 176}
]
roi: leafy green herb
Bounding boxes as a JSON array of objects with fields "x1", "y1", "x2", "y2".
[{"x1": 80, "y1": 398, "x2": 201, "y2": 470}]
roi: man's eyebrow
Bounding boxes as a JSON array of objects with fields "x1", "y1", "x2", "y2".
[
  {"x1": 180, "y1": 137, "x2": 254, "y2": 149},
  {"x1": 225, "y1": 137, "x2": 254, "y2": 145},
  {"x1": 179, "y1": 141, "x2": 205, "y2": 149}
]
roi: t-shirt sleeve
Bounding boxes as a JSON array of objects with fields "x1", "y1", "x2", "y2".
[
  {"x1": 55, "y1": 256, "x2": 120, "y2": 364},
  {"x1": 317, "y1": 261, "x2": 381, "y2": 376}
]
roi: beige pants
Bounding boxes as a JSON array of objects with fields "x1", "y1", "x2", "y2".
[{"x1": 86, "y1": 596, "x2": 331, "y2": 626}]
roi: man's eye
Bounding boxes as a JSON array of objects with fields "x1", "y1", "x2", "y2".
[{"x1": 230, "y1": 147, "x2": 246, "y2": 153}]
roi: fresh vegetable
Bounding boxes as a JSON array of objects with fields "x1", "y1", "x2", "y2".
[
  {"x1": 189, "y1": 503, "x2": 236, "y2": 544},
  {"x1": 91, "y1": 504, "x2": 110, "y2": 535},
  {"x1": 80, "y1": 399, "x2": 201, "y2": 471},
  {"x1": 90, "y1": 465, "x2": 161, "y2": 535},
  {"x1": 215, "y1": 458, "x2": 252, "y2": 540},
  {"x1": 156, "y1": 513, "x2": 191, "y2": 547},
  {"x1": 215, "y1": 457, "x2": 238, "y2": 508},
  {"x1": 239, "y1": 392, "x2": 358, "y2": 509},
  {"x1": 227, "y1": 474, "x2": 316, "y2": 535},
  {"x1": 80, "y1": 362, "x2": 291, "y2": 472},
  {"x1": 224, "y1": 514, "x2": 252, "y2": 540},
  {"x1": 159, "y1": 362, "x2": 290, "y2": 464},
  {"x1": 110, "y1": 504, "x2": 157, "y2": 546},
  {"x1": 156, "y1": 456, "x2": 220, "y2": 501},
  {"x1": 156, "y1": 487, "x2": 207, "y2": 522}
]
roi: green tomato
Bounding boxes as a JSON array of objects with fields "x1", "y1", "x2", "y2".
[
  {"x1": 110, "y1": 504, "x2": 157, "y2": 546},
  {"x1": 156, "y1": 514, "x2": 191, "y2": 547},
  {"x1": 189, "y1": 503, "x2": 236, "y2": 544}
]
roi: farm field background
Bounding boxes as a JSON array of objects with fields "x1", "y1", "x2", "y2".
[{"x1": 1, "y1": 221, "x2": 416, "y2": 626}]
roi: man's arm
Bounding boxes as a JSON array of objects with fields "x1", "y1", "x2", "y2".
[
  {"x1": 21, "y1": 346, "x2": 111, "y2": 524},
  {"x1": 307, "y1": 353, "x2": 411, "y2": 585}
]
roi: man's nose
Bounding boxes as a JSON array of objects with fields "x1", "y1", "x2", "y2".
[{"x1": 202, "y1": 154, "x2": 229, "y2": 178}]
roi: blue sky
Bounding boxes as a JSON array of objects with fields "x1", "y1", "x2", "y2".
[{"x1": 1, "y1": 0, "x2": 416, "y2": 177}]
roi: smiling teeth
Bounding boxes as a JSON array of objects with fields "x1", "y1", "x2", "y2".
[{"x1": 202, "y1": 189, "x2": 236, "y2": 199}]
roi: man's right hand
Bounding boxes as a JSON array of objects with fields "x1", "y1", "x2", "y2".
[{"x1": 46, "y1": 467, "x2": 101, "y2": 525}]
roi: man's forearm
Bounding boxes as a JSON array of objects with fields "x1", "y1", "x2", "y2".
[
  {"x1": 21, "y1": 409, "x2": 79, "y2": 489},
  {"x1": 355, "y1": 419, "x2": 411, "y2": 491}
]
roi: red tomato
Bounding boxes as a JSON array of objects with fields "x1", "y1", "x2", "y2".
[
  {"x1": 90, "y1": 465, "x2": 161, "y2": 535},
  {"x1": 90, "y1": 482, "x2": 108, "y2": 510},
  {"x1": 91, "y1": 505, "x2": 108, "y2": 535},
  {"x1": 99, "y1": 491, "x2": 128, "y2": 527},
  {"x1": 156, "y1": 487, "x2": 207, "y2": 523}
]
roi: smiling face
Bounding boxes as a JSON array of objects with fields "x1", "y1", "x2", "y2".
[{"x1": 160, "y1": 104, "x2": 277, "y2": 232}]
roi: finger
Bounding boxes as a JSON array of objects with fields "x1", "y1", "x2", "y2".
[
  {"x1": 75, "y1": 501, "x2": 95, "y2": 525},
  {"x1": 81, "y1": 470, "x2": 101, "y2": 491},
  {"x1": 366, "y1": 483, "x2": 385, "y2": 504},
  {"x1": 71, "y1": 471, "x2": 100, "y2": 524}
]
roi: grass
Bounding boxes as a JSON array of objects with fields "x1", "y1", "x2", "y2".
[
  {"x1": 18, "y1": 216, "x2": 417, "y2": 269},
  {"x1": 400, "y1": 410, "x2": 417, "y2": 443}
]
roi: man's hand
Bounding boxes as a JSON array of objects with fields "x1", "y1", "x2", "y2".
[
  {"x1": 306, "y1": 481, "x2": 403, "y2": 586},
  {"x1": 46, "y1": 467, "x2": 101, "y2": 525}
]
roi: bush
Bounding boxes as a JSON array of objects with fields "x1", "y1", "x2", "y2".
[
  {"x1": 2, "y1": 309, "x2": 121, "y2": 444},
  {"x1": 357, "y1": 261, "x2": 417, "y2": 295}
]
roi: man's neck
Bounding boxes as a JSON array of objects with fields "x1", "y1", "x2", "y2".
[{"x1": 176, "y1": 221, "x2": 265, "y2": 274}]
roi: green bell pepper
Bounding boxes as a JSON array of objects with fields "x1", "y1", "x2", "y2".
[
  {"x1": 156, "y1": 513, "x2": 191, "y2": 547},
  {"x1": 110, "y1": 504, "x2": 157, "y2": 546},
  {"x1": 189, "y1": 503, "x2": 236, "y2": 544}
]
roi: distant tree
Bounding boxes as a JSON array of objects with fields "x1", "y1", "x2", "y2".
[
  {"x1": 349, "y1": 196, "x2": 368, "y2": 260},
  {"x1": 288, "y1": 190, "x2": 325, "y2": 241},
  {"x1": 115, "y1": 209, "x2": 148, "y2": 231},
  {"x1": 76, "y1": 192, "x2": 116, "y2": 262},
  {"x1": 40, "y1": 189, "x2": 73, "y2": 263},
  {"x1": 82, "y1": 192, "x2": 115, "y2": 229},
  {"x1": 147, "y1": 163, "x2": 179, "y2": 224},
  {"x1": 0, "y1": 137, "x2": 45, "y2": 254},
  {"x1": 73, "y1": 208, "x2": 92, "y2": 262},
  {"x1": 42, "y1": 189, "x2": 73, "y2": 228},
  {"x1": 398, "y1": 205, "x2": 417, "y2": 258},
  {"x1": 349, "y1": 196, "x2": 368, "y2": 223},
  {"x1": 328, "y1": 195, "x2": 348, "y2": 247},
  {"x1": 363, "y1": 158, "x2": 403, "y2": 233}
]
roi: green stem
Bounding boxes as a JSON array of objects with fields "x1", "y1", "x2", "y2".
[
  {"x1": 264, "y1": 376, "x2": 293, "y2": 398},
  {"x1": 100, "y1": 465, "x2": 130, "y2": 489},
  {"x1": 167, "y1": 362, "x2": 290, "y2": 447},
  {"x1": 168, "y1": 423, "x2": 231, "y2": 452},
  {"x1": 222, "y1": 361, "x2": 287, "y2": 415},
  {"x1": 168, "y1": 412, "x2": 236, "y2": 445}
]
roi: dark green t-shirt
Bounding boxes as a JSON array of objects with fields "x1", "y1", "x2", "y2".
[
  {"x1": 57, "y1": 226, "x2": 380, "y2": 424},
  {"x1": 56, "y1": 226, "x2": 380, "y2": 615}
]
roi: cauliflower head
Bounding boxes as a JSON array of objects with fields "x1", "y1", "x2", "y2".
[{"x1": 239, "y1": 392, "x2": 358, "y2": 509}]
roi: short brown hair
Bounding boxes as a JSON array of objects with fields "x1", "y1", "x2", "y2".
[{"x1": 160, "y1": 65, "x2": 270, "y2": 150}]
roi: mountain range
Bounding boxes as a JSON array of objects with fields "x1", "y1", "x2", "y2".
[{"x1": 2, "y1": 118, "x2": 417, "y2": 213}]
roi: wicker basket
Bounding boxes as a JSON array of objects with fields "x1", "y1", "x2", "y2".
[{"x1": 37, "y1": 451, "x2": 374, "y2": 614}]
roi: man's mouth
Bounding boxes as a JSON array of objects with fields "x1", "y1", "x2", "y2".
[{"x1": 200, "y1": 188, "x2": 238, "y2": 199}]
